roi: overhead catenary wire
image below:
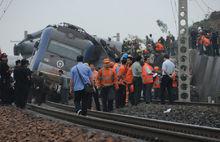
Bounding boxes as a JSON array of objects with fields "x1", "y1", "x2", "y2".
[
  {"x1": 194, "y1": 0, "x2": 206, "y2": 14},
  {"x1": 0, "y1": 0, "x2": 14, "y2": 22},
  {"x1": 200, "y1": 0, "x2": 215, "y2": 12},
  {"x1": 170, "y1": 0, "x2": 178, "y2": 35},
  {"x1": 173, "y1": 0, "x2": 178, "y2": 14},
  {"x1": 0, "y1": 0, "x2": 4, "y2": 8}
]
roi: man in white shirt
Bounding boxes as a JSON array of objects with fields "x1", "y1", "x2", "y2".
[{"x1": 161, "y1": 54, "x2": 175, "y2": 104}]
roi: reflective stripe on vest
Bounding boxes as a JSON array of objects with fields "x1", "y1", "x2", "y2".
[
  {"x1": 142, "y1": 63, "x2": 153, "y2": 84},
  {"x1": 99, "y1": 68, "x2": 114, "y2": 86}
]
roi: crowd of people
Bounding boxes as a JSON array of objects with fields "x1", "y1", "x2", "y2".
[
  {"x1": 190, "y1": 27, "x2": 220, "y2": 56},
  {"x1": 69, "y1": 53, "x2": 177, "y2": 116},
  {"x1": 0, "y1": 33, "x2": 178, "y2": 115},
  {"x1": 0, "y1": 52, "x2": 32, "y2": 108},
  {"x1": 1, "y1": 25, "x2": 220, "y2": 117}
]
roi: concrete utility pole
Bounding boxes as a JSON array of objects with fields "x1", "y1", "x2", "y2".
[{"x1": 178, "y1": 0, "x2": 190, "y2": 102}]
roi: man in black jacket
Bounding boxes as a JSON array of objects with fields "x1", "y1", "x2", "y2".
[{"x1": 14, "y1": 59, "x2": 31, "y2": 108}]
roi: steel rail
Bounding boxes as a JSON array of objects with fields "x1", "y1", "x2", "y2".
[
  {"x1": 151, "y1": 100, "x2": 220, "y2": 107},
  {"x1": 46, "y1": 101, "x2": 220, "y2": 139},
  {"x1": 27, "y1": 104, "x2": 220, "y2": 142}
]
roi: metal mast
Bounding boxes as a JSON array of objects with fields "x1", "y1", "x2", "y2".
[{"x1": 178, "y1": 0, "x2": 190, "y2": 102}]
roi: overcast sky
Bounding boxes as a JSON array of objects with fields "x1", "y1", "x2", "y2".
[{"x1": 0, "y1": 0, "x2": 220, "y2": 55}]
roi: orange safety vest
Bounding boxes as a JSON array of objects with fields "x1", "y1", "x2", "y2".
[
  {"x1": 118, "y1": 64, "x2": 127, "y2": 85},
  {"x1": 172, "y1": 72, "x2": 177, "y2": 88},
  {"x1": 125, "y1": 66, "x2": 133, "y2": 85},
  {"x1": 198, "y1": 35, "x2": 205, "y2": 45},
  {"x1": 113, "y1": 63, "x2": 120, "y2": 75},
  {"x1": 142, "y1": 63, "x2": 153, "y2": 84},
  {"x1": 203, "y1": 37, "x2": 211, "y2": 47},
  {"x1": 153, "y1": 75, "x2": 160, "y2": 88},
  {"x1": 97, "y1": 68, "x2": 117, "y2": 87},
  {"x1": 155, "y1": 42, "x2": 164, "y2": 51}
]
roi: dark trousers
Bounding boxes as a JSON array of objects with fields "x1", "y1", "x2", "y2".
[
  {"x1": 212, "y1": 44, "x2": 219, "y2": 56},
  {"x1": 100, "y1": 86, "x2": 115, "y2": 112},
  {"x1": 133, "y1": 77, "x2": 142, "y2": 105},
  {"x1": 198, "y1": 44, "x2": 204, "y2": 55},
  {"x1": 143, "y1": 84, "x2": 153, "y2": 103},
  {"x1": 15, "y1": 84, "x2": 29, "y2": 108},
  {"x1": 88, "y1": 88, "x2": 100, "y2": 111},
  {"x1": 128, "y1": 84, "x2": 135, "y2": 105},
  {"x1": 172, "y1": 87, "x2": 178, "y2": 100},
  {"x1": 205, "y1": 46, "x2": 212, "y2": 56},
  {"x1": 160, "y1": 75, "x2": 173, "y2": 104},
  {"x1": 153, "y1": 88, "x2": 161, "y2": 100},
  {"x1": 74, "y1": 89, "x2": 89, "y2": 115},
  {"x1": 115, "y1": 84, "x2": 126, "y2": 108},
  {"x1": 1, "y1": 84, "x2": 13, "y2": 105}
]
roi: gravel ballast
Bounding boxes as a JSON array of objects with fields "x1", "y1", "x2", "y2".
[
  {"x1": 113, "y1": 103, "x2": 220, "y2": 128},
  {"x1": 0, "y1": 106, "x2": 141, "y2": 142}
]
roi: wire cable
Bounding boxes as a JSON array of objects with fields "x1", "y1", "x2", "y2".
[
  {"x1": 0, "y1": 0, "x2": 13, "y2": 22},
  {"x1": 194, "y1": 0, "x2": 206, "y2": 14},
  {"x1": 170, "y1": 0, "x2": 178, "y2": 34},
  {"x1": 201, "y1": 0, "x2": 215, "y2": 11},
  {"x1": 173, "y1": 0, "x2": 178, "y2": 14},
  {"x1": 0, "y1": 0, "x2": 4, "y2": 8}
]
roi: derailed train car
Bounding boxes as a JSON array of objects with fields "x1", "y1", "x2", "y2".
[{"x1": 14, "y1": 23, "x2": 122, "y2": 101}]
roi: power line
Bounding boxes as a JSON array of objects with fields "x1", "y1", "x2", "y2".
[
  {"x1": 173, "y1": 0, "x2": 178, "y2": 14},
  {"x1": 0, "y1": 0, "x2": 4, "y2": 8},
  {"x1": 0, "y1": 0, "x2": 14, "y2": 22},
  {"x1": 170, "y1": 0, "x2": 178, "y2": 34},
  {"x1": 201, "y1": 0, "x2": 215, "y2": 11},
  {"x1": 194, "y1": 0, "x2": 206, "y2": 14}
]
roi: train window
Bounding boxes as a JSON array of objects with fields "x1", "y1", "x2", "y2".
[{"x1": 47, "y1": 40, "x2": 82, "y2": 59}]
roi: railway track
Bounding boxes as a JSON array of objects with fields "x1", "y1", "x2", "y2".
[
  {"x1": 27, "y1": 103, "x2": 220, "y2": 142},
  {"x1": 45, "y1": 101, "x2": 220, "y2": 139},
  {"x1": 153, "y1": 100, "x2": 220, "y2": 107}
]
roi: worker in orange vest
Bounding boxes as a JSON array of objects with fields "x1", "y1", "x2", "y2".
[
  {"x1": 125, "y1": 56, "x2": 134, "y2": 105},
  {"x1": 153, "y1": 66, "x2": 161, "y2": 100},
  {"x1": 87, "y1": 63, "x2": 101, "y2": 111},
  {"x1": 115, "y1": 59, "x2": 127, "y2": 108},
  {"x1": 97, "y1": 58, "x2": 118, "y2": 112},
  {"x1": 202, "y1": 34, "x2": 211, "y2": 55},
  {"x1": 142, "y1": 56, "x2": 154, "y2": 103},
  {"x1": 171, "y1": 71, "x2": 178, "y2": 100},
  {"x1": 197, "y1": 33, "x2": 205, "y2": 55},
  {"x1": 113, "y1": 57, "x2": 121, "y2": 74},
  {"x1": 155, "y1": 40, "x2": 165, "y2": 53}
]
